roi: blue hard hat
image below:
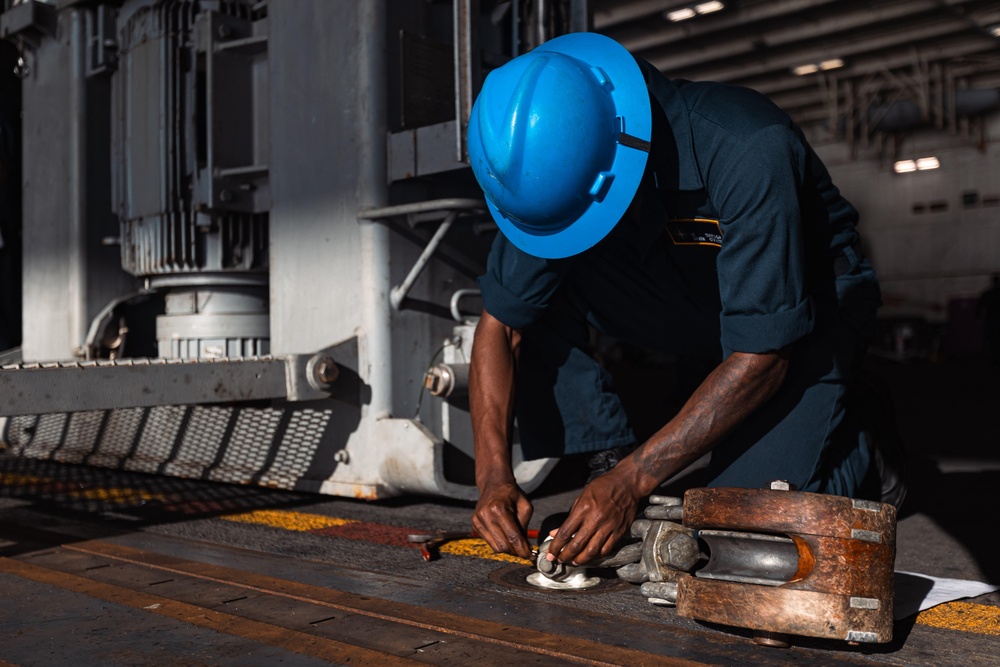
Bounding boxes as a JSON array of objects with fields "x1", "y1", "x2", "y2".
[{"x1": 467, "y1": 32, "x2": 651, "y2": 259}]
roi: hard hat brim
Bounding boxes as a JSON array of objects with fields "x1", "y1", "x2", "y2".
[{"x1": 486, "y1": 33, "x2": 652, "y2": 259}]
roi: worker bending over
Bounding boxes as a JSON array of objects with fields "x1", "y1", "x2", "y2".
[{"x1": 466, "y1": 33, "x2": 901, "y2": 567}]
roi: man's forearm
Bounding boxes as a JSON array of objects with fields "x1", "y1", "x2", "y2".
[
  {"x1": 469, "y1": 311, "x2": 537, "y2": 558},
  {"x1": 469, "y1": 310, "x2": 521, "y2": 486},
  {"x1": 618, "y1": 349, "x2": 790, "y2": 496}
]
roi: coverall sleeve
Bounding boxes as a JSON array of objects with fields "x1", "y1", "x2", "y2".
[
  {"x1": 476, "y1": 233, "x2": 575, "y2": 330},
  {"x1": 708, "y1": 124, "x2": 814, "y2": 354}
]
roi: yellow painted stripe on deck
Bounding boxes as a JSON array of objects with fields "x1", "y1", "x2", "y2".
[
  {"x1": 439, "y1": 538, "x2": 530, "y2": 564},
  {"x1": 219, "y1": 511, "x2": 527, "y2": 564},
  {"x1": 0, "y1": 472, "x2": 53, "y2": 485},
  {"x1": 220, "y1": 509, "x2": 356, "y2": 532},
  {"x1": 916, "y1": 601, "x2": 1000, "y2": 635},
  {"x1": 0, "y1": 472, "x2": 167, "y2": 504}
]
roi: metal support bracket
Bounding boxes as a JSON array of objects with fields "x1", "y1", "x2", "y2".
[
  {"x1": 357, "y1": 198, "x2": 487, "y2": 311},
  {"x1": 0, "y1": 352, "x2": 344, "y2": 417}
]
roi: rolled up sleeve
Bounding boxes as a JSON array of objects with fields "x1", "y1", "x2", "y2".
[
  {"x1": 477, "y1": 234, "x2": 574, "y2": 330},
  {"x1": 709, "y1": 125, "x2": 814, "y2": 354}
]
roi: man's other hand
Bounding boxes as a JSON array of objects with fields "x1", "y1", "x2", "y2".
[
  {"x1": 472, "y1": 480, "x2": 535, "y2": 560},
  {"x1": 545, "y1": 467, "x2": 641, "y2": 565}
]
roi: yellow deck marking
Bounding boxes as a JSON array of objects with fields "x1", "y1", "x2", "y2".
[
  {"x1": 0, "y1": 473, "x2": 167, "y2": 504},
  {"x1": 439, "y1": 538, "x2": 528, "y2": 564},
  {"x1": 220, "y1": 509, "x2": 355, "y2": 531},
  {"x1": 916, "y1": 601, "x2": 1000, "y2": 635},
  {"x1": 0, "y1": 473, "x2": 54, "y2": 485}
]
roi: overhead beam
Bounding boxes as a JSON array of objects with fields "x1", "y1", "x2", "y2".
[
  {"x1": 647, "y1": 0, "x2": 970, "y2": 74},
  {"x1": 603, "y1": 0, "x2": 839, "y2": 51},
  {"x1": 748, "y1": 40, "x2": 1000, "y2": 97},
  {"x1": 655, "y1": 12, "x2": 999, "y2": 83}
]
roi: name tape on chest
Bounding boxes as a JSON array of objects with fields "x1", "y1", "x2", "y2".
[{"x1": 665, "y1": 218, "x2": 723, "y2": 247}]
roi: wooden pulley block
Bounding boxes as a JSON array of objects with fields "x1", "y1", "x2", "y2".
[{"x1": 676, "y1": 486, "x2": 897, "y2": 645}]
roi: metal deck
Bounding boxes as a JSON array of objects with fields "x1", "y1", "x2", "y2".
[{"x1": 1, "y1": 358, "x2": 998, "y2": 666}]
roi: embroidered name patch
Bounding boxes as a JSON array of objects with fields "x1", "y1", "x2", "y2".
[{"x1": 665, "y1": 218, "x2": 722, "y2": 247}]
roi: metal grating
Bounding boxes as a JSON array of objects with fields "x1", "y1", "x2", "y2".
[
  {"x1": 204, "y1": 408, "x2": 284, "y2": 483},
  {"x1": 85, "y1": 408, "x2": 146, "y2": 469},
  {"x1": 258, "y1": 410, "x2": 333, "y2": 489},
  {"x1": 162, "y1": 406, "x2": 234, "y2": 479},
  {"x1": 126, "y1": 405, "x2": 188, "y2": 473},
  {"x1": 3, "y1": 403, "x2": 337, "y2": 491},
  {"x1": 16, "y1": 414, "x2": 66, "y2": 460},
  {"x1": 58, "y1": 411, "x2": 106, "y2": 465}
]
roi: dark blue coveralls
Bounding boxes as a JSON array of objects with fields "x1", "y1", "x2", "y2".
[{"x1": 477, "y1": 61, "x2": 883, "y2": 497}]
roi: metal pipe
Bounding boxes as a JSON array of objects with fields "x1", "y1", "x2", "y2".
[
  {"x1": 68, "y1": 9, "x2": 88, "y2": 356},
  {"x1": 389, "y1": 212, "x2": 456, "y2": 310},
  {"x1": 450, "y1": 288, "x2": 481, "y2": 322},
  {"x1": 424, "y1": 362, "x2": 469, "y2": 398},
  {"x1": 357, "y1": 198, "x2": 485, "y2": 220},
  {"x1": 357, "y1": 0, "x2": 392, "y2": 419},
  {"x1": 453, "y1": 0, "x2": 475, "y2": 162}
]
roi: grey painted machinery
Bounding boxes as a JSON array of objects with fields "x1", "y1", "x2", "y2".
[{"x1": 0, "y1": 0, "x2": 588, "y2": 499}]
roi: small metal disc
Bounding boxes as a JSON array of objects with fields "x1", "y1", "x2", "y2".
[{"x1": 488, "y1": 565, "x2": 628, "y2": 594}]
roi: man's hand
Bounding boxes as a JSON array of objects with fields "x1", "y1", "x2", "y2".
[
  {"x1": 546, "y1": 348, "x2": 791, "y2": 565},
  {"x1": 472, "y1": 480, "x2": 535, "y2": 560},
  {"x1": 545, "y1": 466, "x2": 643, "y2": 565}
]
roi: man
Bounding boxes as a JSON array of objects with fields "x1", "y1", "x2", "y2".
[{"x1": 466, "y1": 33, "x2": 892, "y2": 567}]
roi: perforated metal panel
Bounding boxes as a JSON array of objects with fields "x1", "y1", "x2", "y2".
[
  {"x1": 59, "y1": 411, "x2": 106, "y2": 465},
  {"x1": 126, "y1": 405, "x2": 187, "y2": 472},
  {"x1": 3, "y1": 404, "x2": 338, "y2": 491},
  {"x1": 87, "y1": 408, "x2": 147, "y2": 468},
  {"x1": 257, "y1": 410, "x2": 333, "y2": 489},
  {"x1": 202, "y1": 408, "x2": 283, "y2": 483}
]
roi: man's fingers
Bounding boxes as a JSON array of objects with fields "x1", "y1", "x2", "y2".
[
  {"x1": 471, "y1": 514, "x2": 508, "y2": 554},
  {"x1": 547, "y1": 510, "x2": 583, "y2": 562},
  {"x1": 554, "y1": 524, "x2": 609, "y2": 565},
  {"x1": 506, "y1": 527, "x2": 535, "y2": 560},
  {"x1": 491, "y1": 519, "x2": 532, "y2": 558},
  {"x1": 472, "y1": 499, "x2": 534, "y2": 559}
]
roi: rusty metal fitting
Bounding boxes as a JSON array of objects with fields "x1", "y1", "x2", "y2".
[
  {"x1": 307, "y1": 354, "x2": 340, "y2": 390},
  {"x1": 424, "y1": 363, "x2": 469, "y2": 398}
]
